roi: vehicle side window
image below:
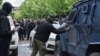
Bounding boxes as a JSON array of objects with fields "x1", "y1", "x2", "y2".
[
  {"x1": 82, "y1": 4, "x2": 89, "y2": 14},
  {"x1": 67, "y1": 9, "x2": 77, "y2": 23}
]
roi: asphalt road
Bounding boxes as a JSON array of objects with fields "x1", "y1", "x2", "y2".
[{"x1": 18, "y1": 40, "x2": 54, "y2": 56}]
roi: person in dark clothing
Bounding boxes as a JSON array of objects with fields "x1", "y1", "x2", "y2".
[
  {"x1": 0, "y1": 2, "x2": 18, "y2": 56},
  {"x1": 27, "y1": 20, "x2": 36, "y2": 40},
  {"x1": 21, "y1": 19, "x2": 28, "y2": 39},
  {"x1": 18, "y1": 20, "x2": 24, "y2": 40},
  {"x1": 31, "y1": 17, "x2": 67, "y2": 56}
]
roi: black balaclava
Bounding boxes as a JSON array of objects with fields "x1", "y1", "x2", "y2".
[{"x1": 2, "y1": 2, "x2": 13, "y2": 14}]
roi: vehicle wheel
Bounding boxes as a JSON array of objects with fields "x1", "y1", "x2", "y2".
[
  {"x1": 12, "y1": 48, "x2": 18, "y2": 56},
  {"x1": 89, "y1": 52, "x2": 100, "y2": 56}
]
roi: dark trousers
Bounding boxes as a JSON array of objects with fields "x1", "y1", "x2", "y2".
[
  {"x1": 19, "y1": 29, "x2": 24, "y2": 40},
  {"x1": 0, "y1": 39, "x2": 10, "y2": 56},
  {"x1": 31, "y1": 39, "x2": 46, "y2": 56}
]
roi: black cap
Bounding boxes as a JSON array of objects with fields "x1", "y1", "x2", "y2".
[{"x1": 2, "y1": 2, "x2": 13, "y2": 14}]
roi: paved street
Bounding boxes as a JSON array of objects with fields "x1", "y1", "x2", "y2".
[{"x1": 18, "y1": 40, "x2": 54, "y2": 56}]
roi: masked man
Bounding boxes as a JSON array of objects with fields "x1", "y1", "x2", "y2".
[{"x1": 0, "y1": 2, "x2": 18, "y2": 56}]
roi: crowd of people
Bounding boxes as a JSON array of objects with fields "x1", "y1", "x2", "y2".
[
  {"x1": 0, "y1": 2, "x2": 70, "y2": 56},
  {"x1": 13, "y1": 19, "x2": 38, "y2": 40}
]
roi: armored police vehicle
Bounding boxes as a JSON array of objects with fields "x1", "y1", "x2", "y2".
[{"x1": 60, "y1": 0, "x2": 100, "y2": 56}]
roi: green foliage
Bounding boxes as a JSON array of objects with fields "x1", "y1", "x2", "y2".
[
  {"x1": 0, "y1": 0, "x2": 2, "y2": 8},
  {"x1": 14, "y1": 0, "x2": 77, "y2": 19}
]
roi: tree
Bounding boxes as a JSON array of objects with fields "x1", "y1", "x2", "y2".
[
  {"x1": 0, "y1": 0, "x2": 2, "y2": 8},
  {"x1": 14, "y1": 0, "x2": 77, "y2": 19}
]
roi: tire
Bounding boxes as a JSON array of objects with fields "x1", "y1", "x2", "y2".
[
  {"x1": 12, "y1": 48, "x2": 18, "y2": 56},
  {"x1": 89, "y1": 52, "x2": 100, "y2": 56}
]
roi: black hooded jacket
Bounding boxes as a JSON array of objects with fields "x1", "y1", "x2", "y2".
[
  {"x1": 0, "y1": 2, "x2": 14, "y2": 41},
  {"x1": 34, "y1": 20, "x2": 66, "y2": 42},
  {"x1": 0, "y1": 10, "x2": 14, "y2": 40}
]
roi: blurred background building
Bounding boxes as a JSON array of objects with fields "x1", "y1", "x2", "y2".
[{"x1": 2, "y1": 0, "x2": 24, "y2": 7}]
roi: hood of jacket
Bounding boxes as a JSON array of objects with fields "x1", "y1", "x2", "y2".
[
  {"x1": 2, "y1": 2, "x2": 13, "y2": 14},
  {"x1": 0, "y1": 10, "x2": 8, "y2": 16}
]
